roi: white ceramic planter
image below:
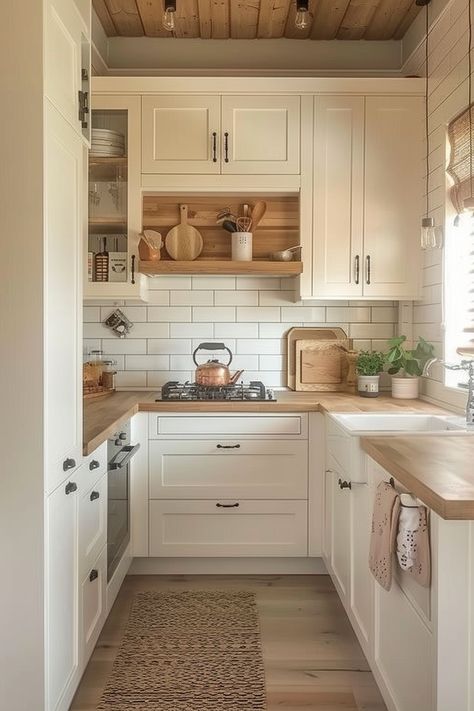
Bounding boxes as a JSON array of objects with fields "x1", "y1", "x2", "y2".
[
  {"x1": 357, "y1": 375, "x2": 380, "y2": 398},
  {"x1": 391, "y1": 375, "x2": 419, "y2": 399}
]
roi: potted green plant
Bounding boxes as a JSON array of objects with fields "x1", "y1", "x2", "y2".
[
  {"x1": 356, "y1": 351, "x2": 386, "y2": 398},
  {"x1": 386, "y1": 336, "x2": 435, "y2": 399}
]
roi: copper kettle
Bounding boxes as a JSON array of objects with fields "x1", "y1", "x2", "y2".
[{"x1": 193, "y1": 343, "x2": 244, "y2": 387}]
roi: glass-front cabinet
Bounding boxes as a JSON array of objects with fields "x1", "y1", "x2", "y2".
[{"x1": 85, "y1": 94, "x2": 147, "y2": 301}]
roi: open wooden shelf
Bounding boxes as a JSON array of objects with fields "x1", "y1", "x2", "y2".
[{"x1": 139, "y1": 259, "x2": 303, "y2": 276}]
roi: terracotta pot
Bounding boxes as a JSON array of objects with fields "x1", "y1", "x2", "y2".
[
  {"x1": 391, "y1": 375, "x2": 419, "y2": 399},
  {"x1": 357, "y1": 375, "x2": 380, "y2": 398}
]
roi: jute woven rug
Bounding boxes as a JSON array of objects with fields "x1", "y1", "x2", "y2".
[{"x1": 97, "y1": 590, "x2": 267, "y2": 711}]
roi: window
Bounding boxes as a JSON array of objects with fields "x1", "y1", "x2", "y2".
[{"x1": 444, "y1": 104, "x2": 474, "y2": 389}]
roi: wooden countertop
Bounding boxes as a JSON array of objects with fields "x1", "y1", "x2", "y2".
[
  {"x1": 83, "y1": 389, "x2": 449, "y2": 455},
  {"x1": 361, "y1": 435, "x2": 474, "y2": 520}
]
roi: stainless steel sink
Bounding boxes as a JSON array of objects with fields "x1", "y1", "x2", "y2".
[{"x1": 329, "y1": 413, "x2": 470, "y2": 435}]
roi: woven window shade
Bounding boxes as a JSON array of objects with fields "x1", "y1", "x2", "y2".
[{"x1": 447, "y1": 104, "x2": 474, "y2": 213}]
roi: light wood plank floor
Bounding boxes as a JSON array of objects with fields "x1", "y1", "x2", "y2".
[{"x1": 71, "y1": 574, "x2": 387, "y2": 711}]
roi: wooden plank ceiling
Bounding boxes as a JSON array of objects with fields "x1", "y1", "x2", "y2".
[{"x1": 93, "y1": 0, "x2": 422, "y2": 40}]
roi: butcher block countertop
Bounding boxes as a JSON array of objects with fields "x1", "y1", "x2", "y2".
[
  {"x1": 83, "y1": 390, "x2": 449, "y2": 455},
  {"x1": 362, "y1": 435, "x2": 474, "y2": 520}
]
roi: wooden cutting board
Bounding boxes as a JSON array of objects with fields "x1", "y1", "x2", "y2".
[
  {"x1": 165, "y1": 204, "x2": 203, "y2": 261},
  {"x1": 295, "y1": 339, "x2": 353, "y2": 392},
  {"x1": 286, "y1": 326, "x2": 349, "y2": 389}
]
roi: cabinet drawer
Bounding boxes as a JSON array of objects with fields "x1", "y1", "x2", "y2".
[
  {"x1": 149, "y1": 439, "x2": 307, "y2": 500},
  {"x1": 149, "y1": 500, "x2": 308, "y2": 557},
  {"x1": 79, "y1": 442, "x2": 107, "y2": 494},
  {"x1": 78, "y1": 474, "x2": 107, "y2": 581},
  {"x1": 150, "y1": 414, "x2": 307, "y2": 438},
  {"x1": 80, "y1": 546, "x2": 107, "y2": 667}
]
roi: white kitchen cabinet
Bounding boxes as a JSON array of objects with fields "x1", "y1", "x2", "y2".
[
  {"x1": 221, "y1": 95, "x2": 300, "y2": 174},
  {"x1": 80, "y1": 545, "x2": 107, "y2": 667},
  {"x1": 142, "y1": 95, "x2": 220, "y2": 174},
  {"x1": 45, "y1": 104, "x2": 84, "y2": 494},
  {"x1": 78, "y1": 472, "x2": 107, "y2": 581},
  {"x1": 86, "y1": 94, "x2": 148, "y2": 302},
  {"x1": 313, "y1": 96, "x2": 364, "y2": 297},
  {"x1": 308, "y1": 94, "x2": 423, "y2": 300},
  {"x1": 364, "y1": 96, "x2": 423, "y2": 298},
  {"x1": 149, "y1": 439, "x2": 308, "y2": 500},
  {"x1": 141, "y1": 94, "x2": 300, "y2": 175},
  {"x1": 45, "y1": 0, "x2": 90, "y2": 142},
  {"x1": 350, "y1": 475, "x2": 372, "y2": 651},
  {"x1": 329, "y1": 466, "x2": 351, "y2": 599},
  {"x1": 149, "y1": 499, "x2": 308, "y2": 557},
  {"x1": 46, "y1": 477, "x2": 80, "y2": 711},
  {"x1": 149, "y1": 412, "x2": 307, "y2": 438}
]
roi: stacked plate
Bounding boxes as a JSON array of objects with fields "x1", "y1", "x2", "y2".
[{"x1": 91, "y1": 128, "x2": 125, "y2": 157}]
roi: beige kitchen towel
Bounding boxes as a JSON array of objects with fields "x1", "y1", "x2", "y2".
[
  {"x1": 396, "y1": 503, "x2": 431, "y2": 588},
  {"x1": 369, "y1": 481, "x2": 401, "y2": 591}
]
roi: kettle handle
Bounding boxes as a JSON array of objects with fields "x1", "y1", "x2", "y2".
[{"x1": 193, "y1": 343, "x2": 233, "y2": 367}]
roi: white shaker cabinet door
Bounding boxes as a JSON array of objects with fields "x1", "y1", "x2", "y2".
[
  {"x1": 330, "y1": 470, "x2": 351, "y2": 601},
  {"x1": 46, "y1": 478, "x2": 80, "y2": 711},
  {"x1": 221, "y1": 95, "x2": 300, "y2": 174},
  {"x1": 45, "y1": 105, "x2": 83, "y2": 493},
  {"x1": 364, "y1": 96, "x2": 423, "y2": 299},
  {"x1": 142, "y1": 95, "x2": 220, "y2": 174},
  {"x1": 313, "y1": 96, "x2": 364, "y2": 297}
]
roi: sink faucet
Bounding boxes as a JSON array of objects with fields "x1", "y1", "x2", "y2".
[{"x1": 423, "y1": 357, "x2": 474, "y2": 426}]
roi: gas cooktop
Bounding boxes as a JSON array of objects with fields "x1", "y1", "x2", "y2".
[{"x1": 157, "y1": 381, "x2": 276, "y2": 402}]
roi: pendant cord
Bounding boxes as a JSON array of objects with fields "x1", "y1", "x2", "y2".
[
  {"x1": 425, "y1": 2, "x2": 430, "y2": 218},
  {"x1": 469, "y1": 0, "x2": 473, "y2": 198}
]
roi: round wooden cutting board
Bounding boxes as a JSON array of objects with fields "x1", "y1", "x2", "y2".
[{"x1": 165, "y1": 204, "x2": 203, "y2": 261}]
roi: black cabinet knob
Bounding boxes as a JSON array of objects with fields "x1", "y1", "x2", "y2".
[
  {"x1": 89, "y1": 459, "x2": 100, "y2": 470},
  {"x1": 63, "y1": 457, "x2": 76, "y2": 471},
  {"x1": 89, "y1": 569, "x2": 98, "y2": 582},
  {"x1": 90, "y1": 490, "x2": 100, "y2": 501},
  {"x1": 65, "y1": 481, "x2": 78, "y2": 495}
]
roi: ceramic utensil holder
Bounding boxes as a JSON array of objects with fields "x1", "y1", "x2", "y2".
[{"x1": 232, "y1": 232, "x2": 252, "y2": 261}]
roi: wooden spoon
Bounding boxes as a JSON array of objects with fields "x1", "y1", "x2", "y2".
[{"x1": 251, "y1": 201, "x2": 266, "y2": 229}]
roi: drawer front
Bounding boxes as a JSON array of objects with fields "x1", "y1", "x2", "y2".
[
  {"x1": 149, "y1": 439, "x2": 308, "y2": 500},
  {"x1": 149, "y1": 500, "x2": 308, "y2": 557},
  {"x1": 78, "y1": 442, "x2": 107, "y2": 494},
  {"x1": 80, "y1": 546, "x2": 107, "y2": 667},
  {"x1": 149, "y1": 414, "x2": 308, "y2": 439},
  {"x1": 78, "y1": 474, "x2": 107, "y2": 581}
]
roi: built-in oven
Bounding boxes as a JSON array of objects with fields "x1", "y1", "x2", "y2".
[{"x1": 107, "y1": 420, "x2": 140, "y2": 582}]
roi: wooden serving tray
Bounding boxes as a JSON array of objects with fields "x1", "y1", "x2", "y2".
[
  {"x1": 286, "y1": 327, "x2": 349, "y2": 389},
  {"x1": 295, "y1": 338, "x2": 353, "y2": 392}
]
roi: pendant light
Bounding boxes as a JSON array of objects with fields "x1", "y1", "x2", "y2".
[
  {"x1": 463, "y1": 0, "x2": 474, "y2": 214},
  {"x1": 417, "y1": 0, "x2": 442, "y2": 249},
  {"x1": 162, "y1": 0, "x2": 176, "y2": 32},
  {"x1": 295, "y1": 0, "x2": 310, "y2": 30}
]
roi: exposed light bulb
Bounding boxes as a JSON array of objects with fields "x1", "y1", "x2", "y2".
[
  {"x1": 295, "y1": 1, "x2": 310, "y2": 29},
  {"x1": 420, "y1": 217, "x2": 436, "y2": 250},
  {"x1": 162, "y1": 2, "x2": 176, "y2": 31}
]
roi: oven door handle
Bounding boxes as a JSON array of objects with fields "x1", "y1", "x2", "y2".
[{"x1": 108, "y1": 443, "x2": 141, "y2": 470}]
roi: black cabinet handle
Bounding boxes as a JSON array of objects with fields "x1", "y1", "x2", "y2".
[
  {"x1": 216, "y1": 502, "x2": 240, "y2": 508},
  {"x1": 366, "y1": 255, "x2": 371, "y2": 285},
  {"x1": 63, "y1": 458, "x2": 76, "y2": 472},
  {"x1": 89, "y1": 459, "x2": 100, "y2": 470},
  {"x1": 65, "y1": 481, "x2": 77, "y2": 495},
  {"x1": 224, "y1": 132, "x2": 229, "y2": 163},
  {"x1": 131, "y1": 254, "x2": 136, "y2": 285},
  {"x1": 216, "y1": 444, "x2": 240, "y2": 449},
  {"x1": 338, "y1": 478, "x2": 352, "y2": 491},
  {"x1": 355, "y1": 255, "x2": 360, "y2": 285},
  {"x1": 89, "y1": 569, "x2": 98, "y2": 582},
  {"x1": 212, "y1": 131, "x2": 217, "y2": 162},
  {"x1": 78, "y1": 90, "x2": 89, "y2": 128},
  {"x1": 90, "y1": 490, "x2": 100, "y2": 501}
]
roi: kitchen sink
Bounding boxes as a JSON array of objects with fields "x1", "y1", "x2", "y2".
[{"x1": 329, "y1": 413, "x2": 470, "y2": 435}]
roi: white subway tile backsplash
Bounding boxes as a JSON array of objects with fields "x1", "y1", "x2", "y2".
[
  {"x1": 193, "y1": 306, "x2": 235, "y2": 322},
  {"x1": 215, "y1": 323, "x2": 259, "y2": 339},
  {"x1": 87, "y1": 282, "x2": 399, "y2": 387},
  {"x1": 171, "y1": 290, "x2": 214, "y2": 306},
  {"x1": 281, "y1": 307, "x2": 325, "y2": 322},
  {"x1": 126, "y1": 355, "x2": 169, "y2": 370},
  {"x1": 237, "y1": 307, "x2": 280, "y2": 322},
  {"x1": 192, "y1": 276, "x2": 236, "y2": 290},
  {"x1": 148, "y1": 306, "x2": 191, "y2": 322},
  {"x1": 170, "y1": 323, "x2": 214, "y2": 338},
  {"x1": 215, "y1": 290, "x2": 258, "y2": 306},
  {"x1": 259, "y1": 291, "x2": 296, "y2": 306}
]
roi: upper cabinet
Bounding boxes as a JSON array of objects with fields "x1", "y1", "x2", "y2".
[
  {"x1": 307, "y1": 94, "x2": 423, "y2": 300},
  {"x1": 141, "y1": 94, "x2": 300, "y2": 175},
  {"x1": 45, "y1": 0, "x2": 90, "y2": 143}
]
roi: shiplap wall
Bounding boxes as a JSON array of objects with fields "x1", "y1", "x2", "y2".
[
  {"x1": 402, "y1": 0, "x2": 470, "y2": 410},
  {"x1": 84, "y1": 277, "x2": 398, "y2": 389}
]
